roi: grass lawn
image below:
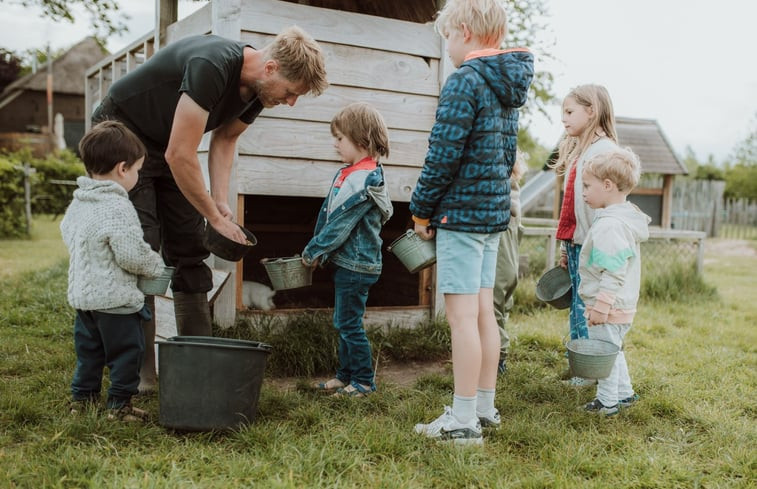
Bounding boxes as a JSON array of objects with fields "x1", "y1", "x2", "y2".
[
  {"x1": 0, "y1": 227, "x2": 755, "y2": 488},
  {"x1": 0, "y1": 216, "x2": 68, "y2": 280}
]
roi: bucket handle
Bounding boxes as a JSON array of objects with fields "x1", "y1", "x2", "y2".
[
  {"x1": 564, "y1": 335, "x2": 625, "y2": 351},
  {"x1": 387, "y1": 229, "x2": 417, "y2": 252}
]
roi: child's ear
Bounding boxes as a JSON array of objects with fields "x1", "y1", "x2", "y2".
[
  {"x1": 603, "y1": 178, "x2": 615, "y2": 191},
  {"x1": 461, "y1": 23, "x2": 472, "y2": 42},
  {"x1": 115, "y1": 161, "x2": 128, "y2": 175}
]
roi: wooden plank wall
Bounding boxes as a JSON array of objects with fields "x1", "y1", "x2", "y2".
[{"x1": 232, "y1": 0, "x2": 441, "y2": 203}]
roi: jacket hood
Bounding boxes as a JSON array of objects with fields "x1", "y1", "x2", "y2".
[
  {"x1": 462, "y1": 48, "x2": 534, "y2": 108},
  {"x1": 73, "y1": 176, "x2": 128, "y2": 203},
  {"x1": 597, "y1": 202, "x2": 651, "y2": 243}
]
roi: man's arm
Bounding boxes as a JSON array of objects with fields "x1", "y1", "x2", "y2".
[
  {"x1": 208, "y1": 117, "x2": 249, "y2": 221},
  {"x1": 164, "y1": 93, "x2": 246, "y2": 243}
]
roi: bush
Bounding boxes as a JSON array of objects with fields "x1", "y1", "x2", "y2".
[
  {"x1": 642, "y1": 261, "x2": 717, "y2": 302},
  {"x1": 0, "y1": 149, "x2": 85, "y2": 237},
  {"x1": 0, "y1": 157, "x2": 27, "y2": 238}
]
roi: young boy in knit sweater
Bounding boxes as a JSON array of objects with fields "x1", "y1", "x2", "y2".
[
  {"x1": 578, "y1": 147, "x2": 650, "y2": 416},
  {"x1": 61, "y1": 121, "x2": 165, "y2": 421}
]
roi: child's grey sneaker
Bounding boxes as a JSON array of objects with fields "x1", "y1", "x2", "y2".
[
  {"x1": 618, "y1": 393, "x2": 640, "y2": 408},
  {"x1": 477, "y1": 408, "x2": 501, "y2": 428},
  {"x1": 414, "y1": 406, "x2": 483, "y2": 446},
  {"x1": 562, "y1": 376, "x2": 597, "y2": 387},
  {"x1": 582, "y1": 398, "x2": 619, "y2": 416}
]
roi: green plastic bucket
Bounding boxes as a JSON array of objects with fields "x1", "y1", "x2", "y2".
[
  {"x1": 535, "y1": 266, "x2": 572, "y2": 309},
  {"x1": 157, "y1": 336, "x2": 271, "y2": 431},
  {"x1": 566, "y1": 338, "x2": 619, "y2": 379},
  {"x1": 261, "y1": 256, "x2": 313, "y2": 290},
  {"x1": 137, "y1": 266, "x2": 175, "y2": 296},
  {"x1": 387, "y1": 229, "x2": 436, "y2": 273}
]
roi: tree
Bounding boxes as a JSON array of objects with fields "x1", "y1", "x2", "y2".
[
  {"x1": 723, "y1": 114, "x2": 757, "y2": 200},
  {"x1": 2, "y1": 0, "x2": 128, "y2": 40},
  {"x1": 0, "y1": 49, "x2": 22, "y2": 92}
]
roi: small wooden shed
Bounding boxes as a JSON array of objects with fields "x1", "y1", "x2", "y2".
[
  {"x1": 548, "y1": 116, "x2": 688, "y2": 228},
  {"x1": 0, "y1": 37, "x2": 107, "y2": 154},
  {"x1": 86, "y1": 0, "x2": 450, "y2": 326}
]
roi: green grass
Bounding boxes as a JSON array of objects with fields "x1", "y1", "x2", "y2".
[
  {"x1": 0, "y1": 215, "x2": 68, "y2": 280},
  {"x1": 1, "y1": 232, "x2": 755, "y2": 487}
]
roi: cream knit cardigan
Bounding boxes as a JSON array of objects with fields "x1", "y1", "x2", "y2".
[{"x1": 61, "y1": 176, "x2": 164, "y2": 312}]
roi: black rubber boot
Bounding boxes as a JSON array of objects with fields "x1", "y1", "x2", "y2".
[
  {"x1": 138, "y1": 295, "x2": 158, "y2": 394},
  {"x1": 173, "y1": 291, "x2": 212, "y2": 337}
]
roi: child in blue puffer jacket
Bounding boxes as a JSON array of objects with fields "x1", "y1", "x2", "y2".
[
  {"x1": 411, "y1": 0, "x2": 534, "y2": 445},
  {"x1": 302, "y1": 102, "x2": 393, "y2": 397}
]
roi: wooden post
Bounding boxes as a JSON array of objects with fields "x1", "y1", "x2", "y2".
[
  {"x1": 210, "y1": 0, "x2": 243, "y2": 328},
  {"x1": 661, "y1": 174, "x2": 673, "y2": 229},
  {"x1": 155, "y1": 0, "x2": 178, "y2": 49}
]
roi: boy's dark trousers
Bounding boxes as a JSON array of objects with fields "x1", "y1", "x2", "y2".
[{"x1": 71, "y1": 307, "x2": 150, "y2": 409}]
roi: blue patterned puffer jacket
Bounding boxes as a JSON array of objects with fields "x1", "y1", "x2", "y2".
[{"x1": 410, "y1": 48, "x2": 534, "y2": 233}]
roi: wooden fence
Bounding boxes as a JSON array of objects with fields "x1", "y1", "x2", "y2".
[{"x1": 670, "y1": 179, "x2": 756, "y2": 238}]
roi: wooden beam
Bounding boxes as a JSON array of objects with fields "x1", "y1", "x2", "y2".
[
  {"x1": 155, "y1": 0, "x2": 178, "y2": 48},
  {"x1": 661, "y1": 174, "x2": 673, "y2": 229}
]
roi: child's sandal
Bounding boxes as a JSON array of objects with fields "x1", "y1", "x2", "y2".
[
  {"x1": 333, "y1": 382, "x2": 374, "y2": 398},
  {"x1": 314, "y1": 378, "x2": 346, "y2": 392},
  {"x1": 107, "y1": 404, "x2": 148, "y2": 422}
]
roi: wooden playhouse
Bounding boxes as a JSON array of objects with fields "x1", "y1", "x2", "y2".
[{"x1": 85, "y1": 0, "x2": 450, "y2": 326}]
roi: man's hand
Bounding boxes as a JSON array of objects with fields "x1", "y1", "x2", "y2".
[
  {"x1": 414, "y1": 222, "x2": 435, "y2": 240},
  {"x1": 216, "y1": 201, "x2": 234, "y2": 220},
  {"x1": 210, "y1": 217, "x2": 247, "y2": 244}
]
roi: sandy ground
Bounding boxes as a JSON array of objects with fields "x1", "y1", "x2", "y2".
[{"x1": 704, "y1": 238, "x2": 756, "y2": 258}]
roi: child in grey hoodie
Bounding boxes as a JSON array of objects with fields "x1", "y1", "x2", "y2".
[{"x1": 578, "y1": 147, "x2": 650, "y2": 416}]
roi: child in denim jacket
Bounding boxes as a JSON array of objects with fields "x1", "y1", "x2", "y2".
[{"x1": 302, "y1": 102, "x2": 393, "y2": 397}]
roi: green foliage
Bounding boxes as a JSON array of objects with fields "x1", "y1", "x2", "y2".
[
  {"x1": 0, "y1": 157, "x2": 26, "y2": 238},
  {"x1": 642, "y1": 261, "x2": 716, "y2": 302},
  {"x1": 694, "y1": 163, "x2": 725, "y2": 181},
  {"x1": 0, "y1": 0, "x2": 127, "y2": 41},
  {"x1": 0, "y1": 149, "x2": 84, "y2": 237},
  {"x1": 724, "y1": 163, "x2": 757, "y2": 200},
  {"x1": 30, "y1": 149, "x2": 85, "y2": 216},
  {"x1": 0, "y1": 48, "x2": 22, "y2": 92}
]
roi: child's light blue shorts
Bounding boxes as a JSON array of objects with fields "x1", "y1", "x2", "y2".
[{"x1": 436, "y1": 228, "x2": 499, "y2": 294}]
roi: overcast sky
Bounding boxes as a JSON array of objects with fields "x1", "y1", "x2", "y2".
[{"x1": 2, "y1": 0, "x2": 754, "y2": 162}]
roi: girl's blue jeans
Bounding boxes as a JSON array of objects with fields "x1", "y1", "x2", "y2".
[
  {"x1": 566, "y1": 242, "x2": 588, "y2": 340},
  {"x1": 332, "y1": 266, "x2": 379, "y2": 389}
]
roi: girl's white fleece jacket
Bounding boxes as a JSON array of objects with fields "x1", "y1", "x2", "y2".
[{"x1": 578, "y1": 201, "x2": 650, "y2": 324}]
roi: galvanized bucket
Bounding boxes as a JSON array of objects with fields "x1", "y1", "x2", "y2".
[
  {"x1": 387, "y1": 229, "x2": 436, "y2": 273},
  {"x1": 137, "y1": 266, "x2": 175, "y2": 296},
  {"x1": 536, "y1": 266, "x2": 572, "y2": 309},
  {"x1": 261, "y1": 256, "x2": 313, "y2": 290},
  {"x1": 566, "y1": 338, "x2": 620, "y2": 379}
]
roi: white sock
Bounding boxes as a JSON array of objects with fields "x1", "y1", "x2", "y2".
[
  {"x1": 476, "y1": 388, "x2": 496, "y2": 416},
  {"x1": 452, "y1": 394, "x2": 477, "y2": 423}
]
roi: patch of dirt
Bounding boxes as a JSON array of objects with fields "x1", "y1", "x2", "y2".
[
  {"x1": 706, "y1": 238, "x2": 756, "y2": 257},
  {"x1": 268, "y1": 358, "x2": 449, "y2": 391},
  {"x1": 703, "y1": 238, "x2": 757, "y2": 265}
]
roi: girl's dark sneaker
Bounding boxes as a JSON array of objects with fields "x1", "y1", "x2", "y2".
[
  {"x1": 618, "y1": 393, "x2": 640, "y2": 408},
  {"x1": 582, "y1": 398, "x2": 618, "y2": 416}
]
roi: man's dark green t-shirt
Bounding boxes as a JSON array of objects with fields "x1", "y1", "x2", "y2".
[{"x1": 107, "y1": 34, "x2": 263, "y2": 148}]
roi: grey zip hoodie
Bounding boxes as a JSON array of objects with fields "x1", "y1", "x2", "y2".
[{"x1": 578, "y1": 201, "x2": 651, "y2": 324}]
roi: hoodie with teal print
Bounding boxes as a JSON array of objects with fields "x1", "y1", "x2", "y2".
[
  {"x1": 410, "y1": 48, "x2": 534, "y2": 233},
  {"x1": 578, "y1": 202, "x2": 651, "y2": 324}
]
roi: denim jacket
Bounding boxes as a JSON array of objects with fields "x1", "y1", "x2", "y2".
[{"x1": 302, "y1": 164, "x2": 393, "y2": 274}]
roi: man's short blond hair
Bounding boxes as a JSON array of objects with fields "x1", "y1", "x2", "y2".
[
  {"x1": 331, "y1": 102, "x2": 390, "y2": 159},
  {"x1": 265, "y1": 25, "x2": 328, "y2": 96},
  {"x1": 434, "y1": 0, "x2": 507, "y2": 46},
  {"x1": 584, "y1": 147, "x2": 642, "y2": 193}
]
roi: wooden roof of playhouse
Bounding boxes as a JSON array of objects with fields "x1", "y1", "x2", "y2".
[
  {"x1": 615, "y1": 116, "x2": 687, "y2": 176},
  {"x1": 1, "y1": 37, "x2": 106, "y2": 99},
  {"x1": 280, "y1": 0, "x2": 438, "y2": 22}
]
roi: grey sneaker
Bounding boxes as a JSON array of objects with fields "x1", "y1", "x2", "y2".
[
  {"x1": 618, "y1": 393, "x2": 639, "y2": 408},
  {"x1": 562, "y1": 376, "x2": 597, "y2": 387},
  {"x1": 582, "y1": 398, "x2": 618, "y2": 416},
  {"x1": 414, "y1": 406, "x2": 483, "y2": 446},
  {"x1": 477, "y1": 408, "x2": 501, "y2": 428}
]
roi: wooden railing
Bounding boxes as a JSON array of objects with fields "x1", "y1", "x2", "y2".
[
  {"x1": 84, "y1": 32, "x2": 157, "y2": 131},
  {"x1": 521, "y1": 218, "x2": 706, "y2": 274}
]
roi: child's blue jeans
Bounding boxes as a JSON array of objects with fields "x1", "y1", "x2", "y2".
[
  {"x1": 566, "y1": 242, "x2": 588, "y2": 340},
  {"x1": 71, "y1": 305, "x2": 151, "y2": 408},
  {"x1": 332, "y1": 266, "x2": 379, "y2": 389}
]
